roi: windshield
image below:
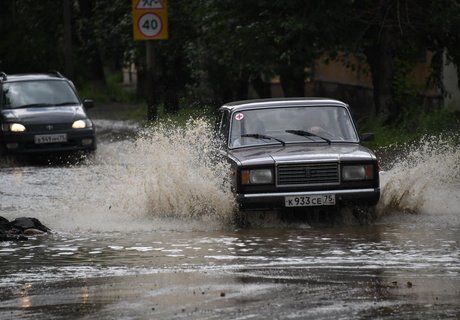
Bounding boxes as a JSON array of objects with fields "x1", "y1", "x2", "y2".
[
  {"x1": 1, "y1": 80, "x2": 80, "y2": 109},
  {"x1": 229, "y1": 106, "x2": 359, "y2": 148}
]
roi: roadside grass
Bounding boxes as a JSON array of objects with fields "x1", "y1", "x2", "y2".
[
  {"x1": 78, "y1": 72, "x2": 147, "y2": 121},
  {"x1": 360, "y1": 106, "x2": 460, "y2": 149},
  {"x1": 78, "y1": 72, "x2": 137, "y2": 103}
]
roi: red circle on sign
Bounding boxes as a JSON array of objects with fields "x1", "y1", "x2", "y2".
[
  {"x1": 138, "y1": 13, "x2": 163, "y2": 37},
  {"x1": 235, "y1": 113, "x2": 244, "y2": 121}
]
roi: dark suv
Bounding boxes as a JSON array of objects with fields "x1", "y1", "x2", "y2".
[{"x1": 0, "y1": 72, "x2": 96, "y2": 154}]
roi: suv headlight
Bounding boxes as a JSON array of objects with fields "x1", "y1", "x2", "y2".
[
  {"x1": 241, "y1": 169, "x2": 274, "y2": 185},
  {"x1": 2, "y1": 123, "x2": 26, "y2": 132},
  {"x1": 342, "y1": 165, "x2": 374, "y2": 181},
  {"x1": 72, "y1": 119, "x2": 92, "y2": 129}
]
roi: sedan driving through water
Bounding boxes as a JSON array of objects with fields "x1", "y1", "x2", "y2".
[{"x1": 216, "y1": 98, "x2": 380, "y2": 216}]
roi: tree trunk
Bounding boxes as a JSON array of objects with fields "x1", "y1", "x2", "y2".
[
  {"x1": 279, "y1": 65, "x2": 305, "y2": 97},
  {"x1": 251, "y1": 75, "x2": 271, "y2": 98},
  {"x1": 234, "y1": 69, "x2": 250, "y2": 101},
  {"x1": 76, "y1": 0, "x2": 105, "y2": 86},
  {"x1": 362, "y1": 0, "x2": 404, "y2": 122},
  {"x1": 63, "y1": 0, "x2": 73, "y2": 78},
  {"x1": 364, "y1": 28, "x2": 399, "y2": 121}
]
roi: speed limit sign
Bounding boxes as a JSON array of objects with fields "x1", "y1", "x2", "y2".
[
  {"x1": 132, "y1": 0, "x2": 168, "y2": 40},
  {"x1": 138, "y1": 13, "x2": 162, "y2": 37}
]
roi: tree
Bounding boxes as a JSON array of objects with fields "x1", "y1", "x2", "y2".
[
  {"x1": 2, "y1": 0, "x2": 459, "y2": 122},
  {"x1": 184, "y1": 1, "x2": 277, "y2": 104},
  {"x1": 0, "y1": 0, "x2": 64, "y2": 73},
  {"x1": 0, "y1": 0, "x2": 124, "y2": 85},
  {"x1": 182, "y1": 1, "x2": 324, "y2": 102},
  {"x1": 75, "y1": 0, "x2": 105, "y2": 86},
  {"x1": 342, "y1": 0, "x2": 460, "y2": 121}
]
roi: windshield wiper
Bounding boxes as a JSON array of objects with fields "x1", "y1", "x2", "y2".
[
  {"x1": 241, "y1": 133, "x2": 286, "y2": 146},
  {"x1": 285, "y1": 129, "x2": 331, "y2": 145},
  {"x1": 15, "y1": 103, "x2": 53, "y2": 108},
  {"x1": 54, "y1": 101, "x2": 79, "y2": 106}
]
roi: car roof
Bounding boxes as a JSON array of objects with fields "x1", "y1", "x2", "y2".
[
  {"x1": 219, "y1": 97, "x2": 349, "y2": 112},
  {"x1": 0, "y1": 72, "x2": 67, "y2": 83}
]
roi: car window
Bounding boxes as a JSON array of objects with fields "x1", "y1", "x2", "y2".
[
  {"x1": 1, "y1": 80, "x2": 80, "y2": 109},
  {"x1": 216, "y1": 110, "x2": 231, "y2": 145},
  {"x1": 229, "y1": 106, "x2": 359, "y2": 148}
]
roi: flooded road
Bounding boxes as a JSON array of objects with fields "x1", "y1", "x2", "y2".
[{"x1": 1, "y1": 116, "x2": 459, "y2": 319}]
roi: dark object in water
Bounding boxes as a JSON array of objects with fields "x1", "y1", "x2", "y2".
[
  {"x1": 0, "y1": 216, "x2": 50, "y2": 241},
  {"x1": 10, "y1": 217, "x2": 50, "y2": 233}
]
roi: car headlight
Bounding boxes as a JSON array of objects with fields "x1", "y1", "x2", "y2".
[
  {"x1": 241, "y1": 169, "x2": 274, "y2": 185},
  {"x1": 5, "y1": 123, "x2": 27, "y2": 132},
  {"x1": 342, "y1": 165, "x2": 374, "y2": 181},
  {"x1": 72, "y1": 119, "x2": 92, "y2": 129}
]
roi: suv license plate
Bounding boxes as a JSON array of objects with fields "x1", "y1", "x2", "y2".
[
  {"x1": 34, "y1": 134, "x2": 67, "y2": 144},
  {"x1": 285, "y1": 194, "x2": 336, "y2": 207}
]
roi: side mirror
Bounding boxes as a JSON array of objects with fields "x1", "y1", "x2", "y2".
[
  {"x1": 83, "y1": 99, "x2": 94, "y2": 109},
  {"x1": 360, "y1": 132, "x2": 375, "y2": 141}
]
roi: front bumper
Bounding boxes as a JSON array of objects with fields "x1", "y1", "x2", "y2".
[
  {"x1": 236, "y1": 188, "x2": 380, "y2": 210},
  {"x1": 1, "y1": 129, "x2": 96, "y2": 153}
]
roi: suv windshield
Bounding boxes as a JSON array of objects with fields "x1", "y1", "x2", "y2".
[
  {"x1": 1, "y1": 80, "x2": 80, "y2": 109},
  {"x1": 229, "y1": 106, "x2": 359, "y2": 148}
]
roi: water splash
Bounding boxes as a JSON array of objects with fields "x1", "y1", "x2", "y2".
[
  {"x1": 0, "y1": 117, "x2": 236, "y2": 232},
  {"x1": 76, "y1": 117, "x2": 236, "y2": 230},
  {"x1": 377, "y1": 133, "x2": 460, "y2": 222},
  {"x1": 132, "y1": 118, "x2": 235, "y2": 220},
  {"x1": 2, "y1": 120, "x2": 458, "y2": 231}
]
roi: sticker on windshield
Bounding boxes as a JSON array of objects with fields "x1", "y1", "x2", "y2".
[{"x1": 235, "y1": 113, "x2": 244, "y2": 121}]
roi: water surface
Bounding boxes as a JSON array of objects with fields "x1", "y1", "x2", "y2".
[{"x1": 0, "y1": 119, "x2": 458, "y2": 319}]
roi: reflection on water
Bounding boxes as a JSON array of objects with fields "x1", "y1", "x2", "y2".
[
  {"x1": 0, "y1": 119, "x2": 459, "y2": 319},
  {"x1": 0, "y1": 225, "x2": 459, "y2": 319}
]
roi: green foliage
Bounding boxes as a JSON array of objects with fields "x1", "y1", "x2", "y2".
[
  {"x1": 0, "y1": 0, "x2": 64, "y2": 72},
  {"x1": 392, "y1": 44, "x2": 420, "y2": 114},
  {"x1": 361, "y1": 106, "x2": 460, "y2": 148},
  {"x1": 155, "y1": 103, "x2": 217, "y2": 127},
  {"x1": 92, "y1": 0, "x2": 133, "y2": 69},
  {"x1": 2, "y1": 0, "x2": 460, "y2": 123},
  {"x1": 78, "y1": 72, "x2": 137, "y2": 103}
]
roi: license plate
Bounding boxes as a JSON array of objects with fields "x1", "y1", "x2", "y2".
[
  {"x1": 285, "y1": 194, "x2": 336, "y2": 207},
  {"x1": 34, "y1": 133, "x2": 67, "y2": 144}
]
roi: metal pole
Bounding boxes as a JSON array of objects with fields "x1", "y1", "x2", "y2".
[{"x1": 146, "y1": 40, "x2": 157, "y2": 121}]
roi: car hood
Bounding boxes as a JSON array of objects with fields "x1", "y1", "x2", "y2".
[
  {"x1": 1, "y1": 106, "x2": 87, "y2": 124},
  {"x1": 227, "y1": 143, "x2": 377, "y2": 166}
]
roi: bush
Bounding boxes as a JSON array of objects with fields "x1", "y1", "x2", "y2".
[{"x1": 360, "y1": 106, "x2": 460, "y2": 148}]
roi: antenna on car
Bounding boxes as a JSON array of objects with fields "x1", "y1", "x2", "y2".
[{"x1": 0, "y1": 72, "x2": 7, "y2": 82}]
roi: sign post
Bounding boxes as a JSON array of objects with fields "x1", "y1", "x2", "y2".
[
  {"x1": 132, "y1": 0, "x2": 168, "y2": 120},
  {"x1": 132, "y1": 0, "x2": 168, "y2": 40}
]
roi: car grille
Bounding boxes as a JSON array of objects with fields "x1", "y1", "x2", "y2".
[
  {"x1": 27, "y1": 123, "x2": 71, "y2": 132},
  {"x1": 277, "y1": 162, "x2": 339, "y2": 186}
]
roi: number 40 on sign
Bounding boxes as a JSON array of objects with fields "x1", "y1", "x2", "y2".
[{"x1": 132, "y1": 0, "x2": 168, "y2": 40}]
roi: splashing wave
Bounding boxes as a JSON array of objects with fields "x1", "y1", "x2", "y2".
[
  {"x1": 377, "y1": 133, "x2": 460, "y2": 221},
  {"x1": 77, "y1": 117, "x2": 236, "y2": 230}
]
